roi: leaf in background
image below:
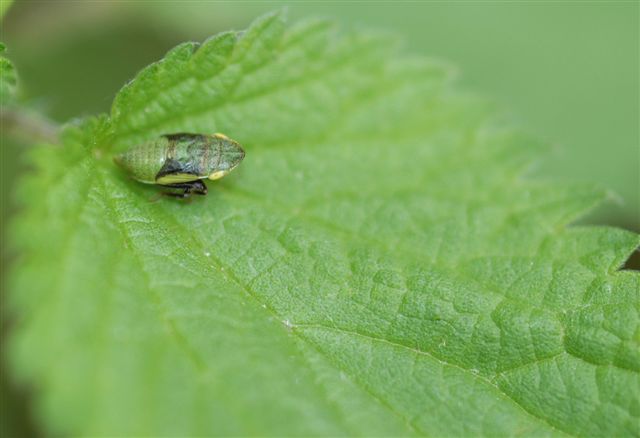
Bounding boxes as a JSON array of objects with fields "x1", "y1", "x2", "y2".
[
  {"x1": 0, "y1": 42, "x2": 17, "y2": 104},
  {"x1": 8, "y1": 12, "x2": 640, "y2": 436},
  {"x1": 0, "y1": 0, "x2": 12, "y2": 21}
]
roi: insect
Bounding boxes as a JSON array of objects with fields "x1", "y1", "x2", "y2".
[{"x1": 114, "y1": 133, "x2": 245, "y2": 198}]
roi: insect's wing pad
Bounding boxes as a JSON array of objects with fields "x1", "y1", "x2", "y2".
[
  {"x1": 155, "y1": 157, "x2": 201, "y2": 184},
  {"x1": 162, "y1": 133, "x2": 202, "y2": 142}
]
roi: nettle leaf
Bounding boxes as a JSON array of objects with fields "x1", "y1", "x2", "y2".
[{"x1": 8, "y1": 12, "x2": 639, "y2": 437}]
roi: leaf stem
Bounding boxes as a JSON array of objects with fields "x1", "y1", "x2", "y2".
[{"x1": 0, "y1": 107, "x2": 60, "y2": 145}]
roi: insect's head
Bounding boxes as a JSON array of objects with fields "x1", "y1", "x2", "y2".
[
  {"x1": 209, "y1": 134, "x2": 246, "y2": 181},
  {"x1": 112, "y1": 152, "x2": 128, "y2": 170},
  {"x1": 113, "y1": 153, "x2": 124, "y2": 165}
]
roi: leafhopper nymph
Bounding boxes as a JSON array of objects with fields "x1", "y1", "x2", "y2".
[{"x1": 114, "y1": 133, "x2": 245, "y2": 198}]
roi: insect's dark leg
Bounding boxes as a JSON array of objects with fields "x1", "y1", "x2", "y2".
[
  {"x1": 188, "y1": 179, "x2": 208, "y2": 195},
  {"x1": 164, "y1": 190, "x2": 191, "y2": 199},
  {"x1": 159, "y1": 180, "x2": 208, "y2": 198}
]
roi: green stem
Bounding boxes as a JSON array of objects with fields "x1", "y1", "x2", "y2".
[{"x1": 0, "y1": 107, "x2": 59, "y2": 145}]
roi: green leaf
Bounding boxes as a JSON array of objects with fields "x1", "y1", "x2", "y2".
[
  {"x1": 8, "y1": 11, "x2": 639, "y2": 436},
  {"x1": 0, "y1": 42, "x2": 17, "y2": 104}
]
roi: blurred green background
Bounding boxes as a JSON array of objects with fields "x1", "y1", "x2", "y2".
[
  {"x1": 1, "y1": 1, "x2": 638, "y2": 435},
  {"x1": 3, "y1": 1, "x2": 638, "y2": 230}
]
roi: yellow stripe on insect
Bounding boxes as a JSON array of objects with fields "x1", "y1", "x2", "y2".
[
  {"x1": 156, "y1": 173, "x2": 202, "y2": 184},
  {"x1": 213, "y1": 133, "x2": 229, "y2": 140},
  {"x1": 208, "y1": 170, "x2": 228, "y2": 180}
]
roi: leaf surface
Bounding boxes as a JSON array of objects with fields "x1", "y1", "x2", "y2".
[{"x1": 8, "y1": 12, "x2": 640, "y2": 436}]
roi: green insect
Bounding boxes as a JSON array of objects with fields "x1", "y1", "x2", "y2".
[{"x1": 114, "y1": 133, "x2": 245, "y2": 198}]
